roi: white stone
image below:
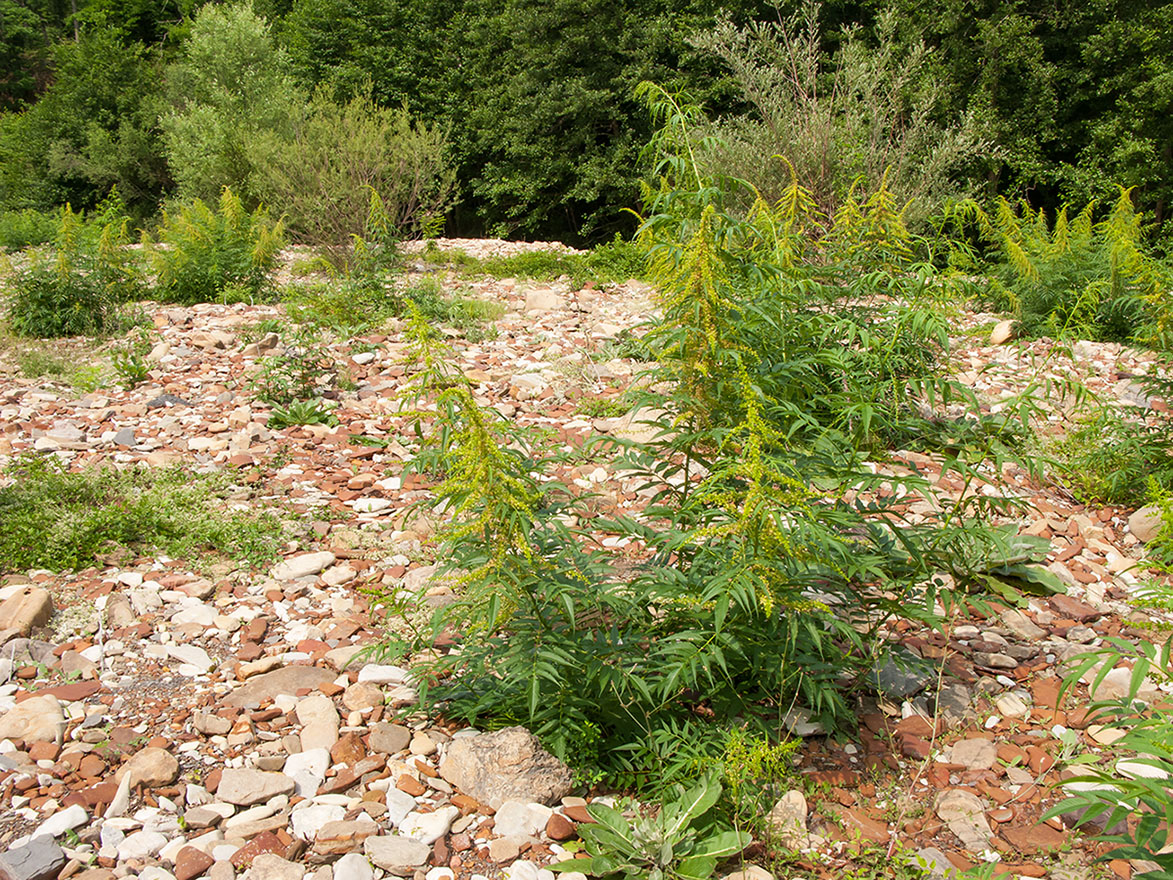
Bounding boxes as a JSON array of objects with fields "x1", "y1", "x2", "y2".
[
  {"x1": 493, "y1": 801, "x2": 552, "y2": 838},
  {"x1": 989, "y1": 320, "x2": 1015, "y2": 345},
  {"x1": 165, "y1": 645, "x2": 215, "y2": 672},
  {"x1": 333, "y1": 852, "x2": 374, "y2": 880},
  {"x1": 995, "y1": 693, "x2": 1029, "y2": 719},
  {"x1": 296, "y1": 695, "x2": 340, "y2": 752},
  {"x1": 385, "y1": 788, "x2": 418, "y2": 827},
  {"x1": 504, "y1": 861, "x2": 541, "y2": 880},
  {"x1": 399, "y1": 806, "x2": 459, "y2": 844},
  {"x1": 271, "y1": 552, "x2": 336, "y2": 581},
  {"x1": 292, "y1": 803, "x2": 346, "y2": 841},
  {"x1": 32, "y1": 803, "x2": 88, "y2": 839},
  {"x1": 246, "y1": 853, "x2": 306, "y2": 880},
  {"x1": 357, "y1": 665, "x2": 409, "y2": 685},
  {"x1": 283, "y1": 748, "x2": 331, "y2": 798},
  {"x1": 118, "y1": 830, "x2": 169, "y2": 860}
]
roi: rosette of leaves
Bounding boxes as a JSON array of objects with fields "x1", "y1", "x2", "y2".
[{"x1": 553, "y1": 773, "x2": 750, "y2": 880}]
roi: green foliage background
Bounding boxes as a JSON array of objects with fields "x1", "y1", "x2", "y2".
[{"x1": 4, "y1": 0, "x2": 1173, "y2": 242}]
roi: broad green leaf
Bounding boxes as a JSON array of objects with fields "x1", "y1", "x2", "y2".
[
  {"x1": 692, "y1": 830, "x2": 751, "y2": 858},
  {"x1": 665, "y1": 774, "x2": 721, "y2": 838},
  {"x1": 674, "y1": 855, "x2": 718, "y2": 880}
]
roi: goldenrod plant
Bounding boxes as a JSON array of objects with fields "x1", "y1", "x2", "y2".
[{"x1": 950, "y1": 187, "x2": 1171, "y2": 345}]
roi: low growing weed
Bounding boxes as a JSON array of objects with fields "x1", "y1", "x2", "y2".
[
  {"x1": 268, "y1": 398, "x2": 339, "y2": 429},
  {"x1": 248, "y1": 329, "x2": 336, "y2": 406},
  {"x1": 0, "y1": 454, "x2": 283, "y2": 572},
  {"x1": 1049, "y1": 369, "x2": 1173, "y2": 508},
  {"x1": 108, "y1": 327, "x2": 154, "y2": 389},
  {"x1": 551, "y1": 772, "x2": 750, "y2": 880},
  {"x1": 16, "y1": 346, "x2": 70, "y2": 379},
  {"x1": 421, "y1": 236, "x2": 647, "y2": 287}
]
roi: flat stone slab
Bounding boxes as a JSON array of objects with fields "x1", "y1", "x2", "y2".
[
  {"x1": 216, "y1": 769, "x2": 296, "y2": 806},
  {"x1": 222, "y1": 666, "x2": 336, "y2": 708}
]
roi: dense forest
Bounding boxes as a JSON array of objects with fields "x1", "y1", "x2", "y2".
[{"x1": 1, "y1": 0, "x2": 1171, "y2": 244}]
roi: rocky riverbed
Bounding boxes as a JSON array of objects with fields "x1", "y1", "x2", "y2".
[{"x1": 1, "y1": 239, "x2": 1171, "y2": 880}]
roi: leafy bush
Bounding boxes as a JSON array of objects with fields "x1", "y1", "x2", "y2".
[
  {"x1": 0, "y1": 454, "x2": 282, "y2": 572},
  {"x1": 552, "y1": 773, "x2": 750, "y2": 880},
  {"x1": 952, "y1": 188, "x2": 1171, "y2": 345},
  {"x1": 1049, "y1": 638, "x2": 1173, "y2": 880},
  {"x1": 248, "y1": 85, "x2": 455, "y2": 248},
  {"x1": 691, "y1": 0, "x2": 988, "y2": 224},
  {"x1": 0, "y1": 31, "x2": 169, "y2": 218},
  {"x1": 1050, "y1": 409, "x2": 1173, "y2": 508},
  {"x1": 160, "y1": 2, "x2": 299, "y2": 204},
  {"x1": 3, "y1": 203, "x2": 142, "y2": 338},
  {"x1": 248, "y1": 328, "x2": 335, "y2": 406},
  {"x1": 0, "y1": 209, "x2": 57, "y2": 250},
  {"x1": 152, "y1": 187, "x2": 284, "y2": 304}
]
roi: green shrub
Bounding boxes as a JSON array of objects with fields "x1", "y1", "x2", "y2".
[
  {"x1": 0, "y1": 454, "x2": 282, "y2": 572},
  {"x1": 4, "y1": 203, "x2": 141, "y2": 338},
  {"x1": 248, "y1": 85, "x2": 455, "y2": 249},
  {"x1": 152, "y1": 188, "x2": 284, "y2": 304},
  {"x1": 248, "y1": 329, "x2": 335, "y2": 406},
  {"x1": 1049, "y1": 639, "x2": 1173, "y2": 880},
  {"x1": 952, "y1": 188, "x2": 1170, "y2": 346},
  {"x1": 160, "y1": 2, "x2": 299, "y2": 204},
  {"x1": 0, "y1": 209, "x2": 57, "y2": 251}
]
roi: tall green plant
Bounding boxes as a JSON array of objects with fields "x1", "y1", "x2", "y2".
[
  {"x1": 3, "y1": 199, "x2": 141, "y2": 338},
  {"x1": 151, "y1": 187, "x2": 284, "y2": 304},
  {"x1": 160, "y1": 1, "x2": 299, "y2": 204},
  {"x1": 397, "y1": 83, "x2": 1052, "y2": 793},
  {"x1": 951, "y1": 188, "x2": 1170, "y2": 345}
]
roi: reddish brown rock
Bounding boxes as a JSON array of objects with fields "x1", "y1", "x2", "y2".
[
  {"x1": 174, "y1": 846, "x2": 214, "y2": 880},
  {"x1": 27, "y1": 741, "x2": 60, "y2": 762},
  {"x1": 546, "y1": 813, "x2": 576, "y2": 841},
  {"x1": 1001, "y1": 822, "x2": 1067, "y2": 854},
  {"x1": 1050, "y1": 595, "x2": 1101, "y2": 622},
  {"x1": 824, "y1": 804, "x2": 889, "y2": 844},
  {"x1": 396, "y1": 774, "x2": 426, "y2": 797},
  {"x1": 563, "y1": 805, "x2": 594, "y2": 824},
  {"x1": 35, "y1": 681, "x2": 101, "y2": 702},
  {"x1": 331, "y1": 732, "x2": 366, "y2": 766},
  {"x1": 230, "y1": 832, "x2": 286, "y2": 868}
]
